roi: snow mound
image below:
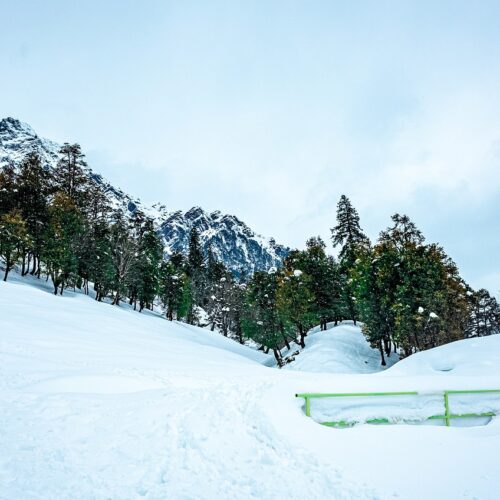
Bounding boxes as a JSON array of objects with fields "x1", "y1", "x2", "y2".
[
  {"x1": 384, "y1": 335, "x2": 500, "y2": 377},
  {"x1": 285, "y1": 322, "x2": 398, "y2": 374}
]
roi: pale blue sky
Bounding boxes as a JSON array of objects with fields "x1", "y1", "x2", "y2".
[{"x1": 1, "y1": 1, "x2": 500, "y2": 292}]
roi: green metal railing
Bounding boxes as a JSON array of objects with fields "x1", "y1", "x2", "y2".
[{"x1": 295, "y1": 389, "x2": 500, "y2": 427}]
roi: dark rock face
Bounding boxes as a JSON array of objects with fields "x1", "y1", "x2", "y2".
[{"x1": 0, "y1": 117, "x2": 289, "y2": 275}]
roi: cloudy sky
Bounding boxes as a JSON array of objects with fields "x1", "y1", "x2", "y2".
[{"x1": 2, "y1": 1, "x2": 500, "y2": 292}]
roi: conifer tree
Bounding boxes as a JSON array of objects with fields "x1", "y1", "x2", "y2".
[
  {"x1": 15, "y1": 153, "x2": 52, "y2": 276},
  {"x1": 42, "y1": 193, "x2": 83, "y2": 294},
  {"x1": 276, "y1": 265, "x2": 315, "y2": 348},
  {"x1": 331, "y1": 196, "x2": 369, "y2": 324},
  {"x1": 0, "y1": 165, "x2": 17, "y2": 215},
  {"x1": 135, "y1": 218, "x2": 163, "y2": 311},
  {"x1": 186, "y1": 227, "x2": 205, "y2": 323},
  {"x1": 300, "y1": 237, "x2": 343, "y2": 329},
  {"x1": 109, "y1": 209, "x2": 136, "y2": 305},
  {"x1": 241, "y1": 269, "x2": 284, "y2": 365},
  {"x1": 467, "y1": 289, "x2": 500, "y2": 337},
  {"x1": 77, "y1": 180, "x2": 111, "y2": 294},
  {"x1": 90, "y1": 220, "x2": 115, "y2": 301},
  {"x1": 206, "y1": 266, "x2": 235, "y2": 335},
  {"x1": 0, "y1": 209, "x2": 30, "y2": 281},
  {"x1": 331, "y1": 195, "x2": 369, "y2": 262},
  {"x1": 160, "y1": 256, "x2": 190, "y2": 321},
  {"x1": 53, "y1": 143, "x2": 90, "y2": 207}
]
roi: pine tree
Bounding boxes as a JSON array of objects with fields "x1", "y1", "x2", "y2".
[
  {"x1": 379, "y1": 213, "x2": 424, "y2": 250},
  {"x1": 331, "y1": 195, "x2": 369, "y2": 261},
  {"x1": 186, "y1": 227, "x2": 205, "y2": 324},
  {"x1": 468, "y1": 289, "x2": 500, "y2": 337},
  {"x1": 15, "y1": 153, "x2": 52, "y2": 277},
  {"x1": 77, "y1": 180, "x2": 112, "y2": 295},
  {"x1": 0, "y1": 165, "x2": 17, "y2": 216},
  {"x1": 354, "y1": 214, "x2": 473, "y2": 363},
  {"x1": 136, "y1": 218, "x2": 163, "y2": 311},
  {"x1": 0, "y1": 209, "x2": 30, "y2": 281},
  {"x1": 241, "y1": 269, "x2": 284, "y2": 365},
  {"x1": 160, "y1": 257, "x2": 190, "y2": 321},
  {"x1": 53, "y1": 143, "x2": 90, "y2": 207},
  {"x1": 90, "y1": 220, "x2": 115, "y2": 301},
  {"x1": 302, "y1": 237, "x2": 343, "y2": 329},
  {"x1": 276, "y1": 265, "x2": 315, "y2": 348},
  {"x1": 352, "y1": 242, "x2": 396, "y2": 365},
  {"x1": 42, "y1": 193, "x2": 83, "y2": 294},
  {"x1": 206, "y1": 263, "x2": 235, "y2": 336},
  {"x1": 331, "y1": 196, "x2": 369, "y2": 324},
  {"x1": 109, "y1": 209, "x2": 136, "y2": 305}
]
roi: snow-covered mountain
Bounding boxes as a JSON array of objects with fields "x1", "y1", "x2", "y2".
[{"x1": 0, "y1": 117, "x2": 288, "y2": 274}]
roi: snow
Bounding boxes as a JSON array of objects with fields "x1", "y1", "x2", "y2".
[
  {"x1": 284, "y1": 321, "x2": 399, "y2": 374},
  {"x1": 1, "y1": 274, "x2": 500, "y2": 499},
  {"x1": 386, "y1": 334, "x2": 500, "y2": 377}
]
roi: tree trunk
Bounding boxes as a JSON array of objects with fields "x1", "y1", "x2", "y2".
[
  {"x1": 379, "y1": 341, "x2": 386, "y2": 366},
  {"x1": 30, "y1": 255, "x2": 37, "y2": 275},
  {"x1": 384, "y1": 337, "x2": 391, "y2": 357},
  {"x1": 3, "y1": 266, "x2": 9, "y2": 282},
  {"x1": 299, "y1": 325, "x2": 306, "y2": 348},
  {"x1": 273, "y1": 349, "x2": 283, "y2": 367},
  {"x1": 283, "y1": 335, "x2": 291, "y2": 350}
]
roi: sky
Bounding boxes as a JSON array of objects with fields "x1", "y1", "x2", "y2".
[{"x1": 1, "y1": 0, "x2": 500, "y2": 293}]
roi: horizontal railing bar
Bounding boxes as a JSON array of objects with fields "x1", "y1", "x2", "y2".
[
  {"x1": 320, "y1": 412, "x2": 496, "y2": 427},
  {"x1": 295, "y1": 391, "x2": 419, "y2": 398},
  {"x1": 296, "y1": 389, "x2": 500, "y2": 399},
  {"x1": 446, "y1": 389, "x2": 500, "y2": 395}
]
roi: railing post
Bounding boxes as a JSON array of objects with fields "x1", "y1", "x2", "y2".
[
  {"x1": 444, "y1": 391, "x2": 450, "y2": 427},
  {"x1": 305, "y1": 397, "x2": 311, "y2": 417}
]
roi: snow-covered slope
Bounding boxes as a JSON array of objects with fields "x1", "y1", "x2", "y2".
[
  {"x1": 384, "y1": 334, "x2": 500, "y2": 377},
  {"x1": 2, "y1": 276, "x2": 500, "y2": 499},
  {"x1": 284, "y1": 321, "x2": 398, "y2": 374},
  {"x1": 0, "y1": 117, "x2": 288, "y2": 275}
]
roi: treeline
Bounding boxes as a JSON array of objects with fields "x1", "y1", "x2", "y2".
[{"x1": 1, "y1": 147, "x2": 499, "y2": 366}]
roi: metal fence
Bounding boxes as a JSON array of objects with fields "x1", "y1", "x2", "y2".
[{"x1": 295, "y1": 389, "x2": 500, "y2": 427}]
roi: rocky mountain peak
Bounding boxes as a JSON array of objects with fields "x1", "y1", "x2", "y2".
[{"x1": 0, "y1": 117, "x2": 289, "y2": 275}]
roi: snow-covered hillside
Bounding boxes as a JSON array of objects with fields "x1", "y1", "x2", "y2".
[
  {"x1": 0, "y1": 117, "x2": 288, "y2": 275},
  {"x1": 284, "y1": 321, "x2": 398, "y2": 373},
  {"x1": 1, "y1": 276, "x2": 500, "y2": 499}
]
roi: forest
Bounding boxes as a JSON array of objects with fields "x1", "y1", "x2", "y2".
[{"x1": 1, "y1": 144, "x2": 499, "y2": 365}]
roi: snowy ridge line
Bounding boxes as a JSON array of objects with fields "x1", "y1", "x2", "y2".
[
  {"x1": 0, "y1": 117, "x2": 290, "y2": 275},
  {"x1": 296, "y1": 388, "x2": 500, "y2": 428}
]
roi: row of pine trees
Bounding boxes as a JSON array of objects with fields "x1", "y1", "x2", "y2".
[{"x1": 1, "y1": 146, "x2": 499, "y2": 365}]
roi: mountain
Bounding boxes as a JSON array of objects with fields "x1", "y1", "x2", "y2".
[{"x1": 0, "y1": 117, "x2": 288, "y2": 274}]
